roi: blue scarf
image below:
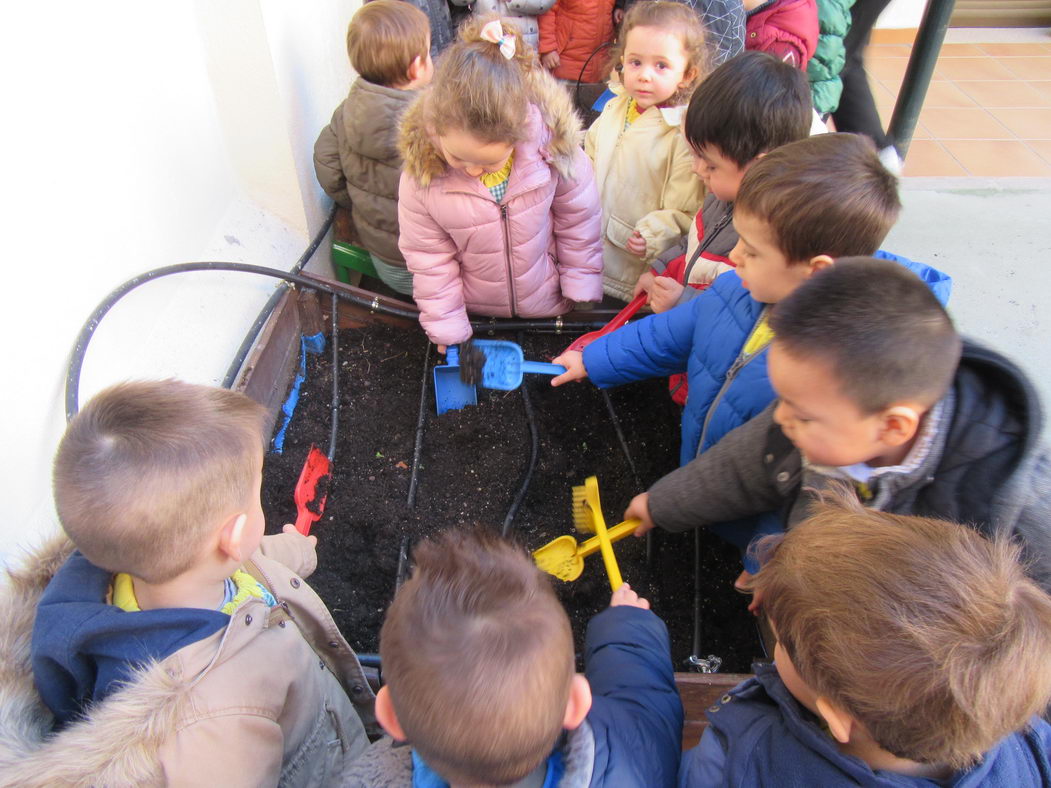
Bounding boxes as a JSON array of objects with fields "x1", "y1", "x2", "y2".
[{"x1": 411, "y1": 749, "x2": 564, "y2": 788}]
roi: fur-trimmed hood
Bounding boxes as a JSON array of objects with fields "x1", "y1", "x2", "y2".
[{"x1": 398, "y1": 66, "x2": 583, "y2": 187}]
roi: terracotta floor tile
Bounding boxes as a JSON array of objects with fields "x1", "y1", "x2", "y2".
[
  {"x1": 987, "y1": 108, "x2": 1051, "y2": 139},
  {"x1": 918, "y1": 107, "x2": 1012, "y2": 140},
  {"x1": 940, "y1": 140, "x2": 1051, "y2": 176},
  {"x1": 901, "y1": 140, "x2": 967, "y2": 176},
  {"x1": 868, "y1": 43, "x2": 911, "y2": 58},
  {"x1": 920, "y1": 80, "x2": 978, "y2": 108},
  {"x1": 933, "y1": 57, "x2": 1017, "y2": 81},
  {"x1": 865, "y1": 57, "x2": 910, "y2": 86},
  {"x1": 978, "y1": 43, "x2": 1051, "y2": 58},
  {"x1": 955, "y1": 80, "x2": 1051, "y2": 108},
  {"x1": 1024, "y1": 139, "x2": 1051, "y2": 165},
  {"x1": 1029, "y1": 81, "x2": 1051, "y2": 100},
  {"x1": 937, "y1": 43, "x2": 987, "y2": 57},
  {"x1": 1001, "y1": 57, "x2": 1051, "y2": 81}
]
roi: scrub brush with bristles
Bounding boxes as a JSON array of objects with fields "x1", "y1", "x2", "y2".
[{"x1": 569, "y1": 476, "x2": 623, "y2": 590}]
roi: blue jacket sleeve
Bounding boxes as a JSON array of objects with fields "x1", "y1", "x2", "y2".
[
  {"x1": 679, "y1": 727, "x2": 728, "y2": 787},
  {"x1": 584, "y1": 606, "x2": 684, "y2": 788},
  {"x1": 874, "y1": 249, "x2": 952, "y2": 306},
  {"x1": 583, "y1": 297, "x2": 703, "y2": 389}
]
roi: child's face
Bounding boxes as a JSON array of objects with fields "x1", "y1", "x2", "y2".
[
  {"x1": 690, "y1": 145, "x2": 749, "y2": 203},
  {"x1": 437, "y1": 129, "x2": 514, "y2": 178},
  {"x1": 621, "y1": 26, "x2": 692, "y2": 110},
  {"x1": 767, "y1": 342, "x2": 890, "y2": 467},
  {"x1": 730, "y1": 211, "x2": 815, "y2": 304}
]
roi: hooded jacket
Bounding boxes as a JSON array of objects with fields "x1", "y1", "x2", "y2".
[
  {"x1": 449, "y1": 0, "x2": 558, "y2": 52},
  {"x1": 2, "y1": 532, "x2": 374, "y2": 787},
  {"x1": 807, "y1": 0, "x2": 853, "y2": 114},
  {"x1": 537, "y1": 0, "x2": 616, "y2": 84},
  {"x1": 397, "y1": 73, "x2": 604, "y2": 346},
  {"x1": 681, "y1": 664, "x2": 1051, "y2": 787},
  {"x1": 744, "y1": 0, "x2": 819, "y2": 70},
  {"x1": 646, "y1": 340, "x2": 1051, "y2": 594},
  {"x1": 585, "y1": 86, "x2": 705, "y2": 301},
  {"x1": 340, "y1": 605, "x2": 684, "y2": 787},
  {"x1": 313, "y1": 78, "x2": 416, "y2": 267}
]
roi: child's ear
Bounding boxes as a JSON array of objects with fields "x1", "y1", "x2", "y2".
[
  {"x1": 805, "y1": 254, "x2": 834, "y2": 276},
  {"x1": 679, "y1": 67, "x2": 698, "y2": 89},
  {"x1": 879, "y1": 405, "x2": 922, "y2": 447},
  {"x1": 562, "y1": 674, "x2": 593, "y2": 731},
  {"x1": 376, "y1": 686, "x2": 408, "y2": 741},
  {"x1": 218, "y1": 513, "x2": 249, "y2": 563},
  {"x1": 815, "y1": 697, "x2": 854, "y2": 744},
  {"x1": 407, "y1": 54, "x2": 424, "y2": 82}
]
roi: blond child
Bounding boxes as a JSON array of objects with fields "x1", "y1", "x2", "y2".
[
  {"x1": 341, "y1": 528, "x2": 683, "y2": 787},
  {"x1": 11, "y1": 381, "x2": 373, "y2": 786},
  {"x1": 398, "y1": 17, "x2": 604, "y2": 350},
  {"x1": 585, "y1": 1, "x2": 708, "y2": 301},
  {"x1": 314, "y1": 0, "x2": 434, "y2": 296},
  {"x1": 683, "y1": 496, "x2": 1051, "y2": 785}
]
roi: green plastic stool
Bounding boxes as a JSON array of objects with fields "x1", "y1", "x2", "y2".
[{"x1": 331, "y1": 241, "x2": 377, "y2": 283}]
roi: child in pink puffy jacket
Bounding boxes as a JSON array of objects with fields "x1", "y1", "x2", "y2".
[{"x1": 397, "y1": 16, "x2": 604, "y2": 350}]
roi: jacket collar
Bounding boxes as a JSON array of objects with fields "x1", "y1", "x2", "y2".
[{"x1": 606, "y1": 81, "x2": 685, "y2": 127}]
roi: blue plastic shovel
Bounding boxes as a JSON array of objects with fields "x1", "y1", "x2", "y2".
[{"x1": 433, "y1": 339, "x2": 566, "y2": 415}]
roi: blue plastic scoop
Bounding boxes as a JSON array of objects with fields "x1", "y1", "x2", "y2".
[{"x1": 433, "y1": 339, "x2": 566, "y2": 415}]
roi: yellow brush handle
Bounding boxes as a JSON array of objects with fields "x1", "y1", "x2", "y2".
[
  {"x1": 577, "y1": 520, "x2": 639, "y2": 558},
  {"x1": 592, "y1": 510, "x2": 623, "y2": 591}
]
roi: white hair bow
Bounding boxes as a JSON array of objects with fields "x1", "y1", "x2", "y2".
[{"x1": 479, "y1": 20, "x2": 516, "y2": 60}]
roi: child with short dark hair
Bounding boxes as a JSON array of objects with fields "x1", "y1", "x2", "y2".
[
  {"x1": 341, "y1": 528, "x2": 684, "y2": 787},
  {"x1": 314, "y1": 0, "x2": 434, "y2": 295},
  {"x1": 682, "y1": 496, "x2": 1051, "y2": 785},
  {"x1": 634, "y1": 50, "x2": 814, "y2": 315},
  {"x1": 554, "y1": 135, "x2": 947, "y2": 586},
  {"x1": 7, "y1": 381, "x2": 374, "y2": 786},
  {"x1": 627, "y1": 258, "x2": 1051, "y2": 594}
]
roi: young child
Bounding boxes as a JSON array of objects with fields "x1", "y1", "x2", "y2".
[
  {"x1": 742, "y1": 0, "x2": 819, "y2": 70},
  {"x1": 634, "y1": 50, "x2": 814, "y2": 316},
  {"x1": 314, "y1": 0, "x2": 434, "y2": 296},
  {"x1": 683, "y1": 496, "x2": 1051, "y2": 785},
  {"x1": 538, "y1": 0, "x2": 616, "y2": 85},
  {"x1": 341, "y1": 528, "x2": 684, "y2": 787},
  {"x1": 626, "y1": 258, "x2": 1051, "y2": 594},
  {"x1": 554, "y1": 134, "x2": 947, "y2": 584},
  {"x1": 585, "y1": 0, "x2": 708, "y2": 301},
  {"x1": 450, "y1": 0, "x2": 557, "y2": 53},
  {"x1": 9, "y1": 382, "x2": 373, "y2": 785},
  {"x1": 398, "y1": 17, "x2": 604, "y2": 350}
]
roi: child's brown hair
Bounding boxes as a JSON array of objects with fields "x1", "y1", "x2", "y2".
[
  {"x1": 753, "y1": 494, "x2": 1051, "y2": 769},
  {"x1": 735, "y1": 133, "x2": 901, "y2": 264},
  {"x1": 53, "y1": 380, "x2": 267, "y2": 583},
  {"x1": 608, "y1": 0, "x2": 708, "y2": 107},
  {"x1": 380, "y1": 528, "x2": 575, "y2": 784},
  {"x1": 346, "y1": 0, "x2": 430, "y2": 87}
]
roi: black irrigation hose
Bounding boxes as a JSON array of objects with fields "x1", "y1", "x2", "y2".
[
  {"x1": 65, "y1": 262, "x2": 421, "y2": 422},
  {"x1": 501, "y1": 351, "x2": 541, "y2": 538},
  {"x1": 395, "y1": 535, "x2": 411, "y2": 592},
  {"x1": 600, "y1": 390, "x2": 654, "y2": 568},
  {"x1": 573, "y1": 42, "x2": 614, "y2": 116},
  {"x1": 220, "y1": 207, "x2": 336, "y2": 389},
  {"x1": 327, "y1": 291, "x2": 340, "y2": 462},
  {"x1": 691, "y1": 528, "x2": 702, "y2": 660},
  {"x1": 406, "y1": 342, "x2": 433, "y2": 510}
]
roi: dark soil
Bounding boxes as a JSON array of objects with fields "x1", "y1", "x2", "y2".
[{"x1": 262, "y1": 322, "x2": 762, "y2": 672}]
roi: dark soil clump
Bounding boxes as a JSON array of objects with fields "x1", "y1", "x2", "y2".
[{"x1": 262, "y1": 322, "x2": 763, "y2": 672}]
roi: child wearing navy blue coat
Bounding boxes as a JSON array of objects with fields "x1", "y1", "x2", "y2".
[
  {"x1": 340, "y1": 528, "x2": 684, "y2": 788},
  {"x1": 681, "y1": 494, "x2": 1051, "y2": 787},
  {"x1": 552, "y1": 133, "x2": 950, "y2": 587}
]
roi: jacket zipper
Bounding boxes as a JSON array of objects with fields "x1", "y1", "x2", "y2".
[
  {"x1": 695, "y1": 307, "x2": 768, "y2": 457},
  {"x1": 500, "y1": 203, "x2": 518, "y2": 317},
  {"x1": 682, "y1": 204, "x2": 734, "y2": 284}
]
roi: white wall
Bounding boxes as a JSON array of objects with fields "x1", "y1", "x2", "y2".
[
  {"x1": 0, "y1": 1, "x2": 362, "y2": 566},
  {"x1": 877, "y1": 0, "x2": 926, "y2": 30}
]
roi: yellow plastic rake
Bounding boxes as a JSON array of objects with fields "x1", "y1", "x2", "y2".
[{"x1": 532, "y1": 476, "x2": 636, "y2": 591}]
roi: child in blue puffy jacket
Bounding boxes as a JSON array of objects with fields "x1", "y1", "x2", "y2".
[{"x1": 552, "y1": 132, "x2": 951, "y2": 588}]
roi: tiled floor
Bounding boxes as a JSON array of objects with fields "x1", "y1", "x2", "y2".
[{"x1": 866, "y1": 36, "x2": 1051, "y2": 176}]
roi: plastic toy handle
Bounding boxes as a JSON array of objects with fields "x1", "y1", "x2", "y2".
[
  {"x1": 577, "y1": 520, "x2": 639, "y2": 558},
  {"x1": 446, "y1": 345, "x2": 460, "y2": 365},
  {"x1": 592, "y1": 511, "x2": 623, "y2": 591},
  {"x1": 520, "y1": 361, "x2": 567, "y2": 376},
  {"x1": 606, "y1": 292, "x2": 648, "y2": 333},
  {"x1": 294, "y1": 511, "x2": 315, "y2": 536}
]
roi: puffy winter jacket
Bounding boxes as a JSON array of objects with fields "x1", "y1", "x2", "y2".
[
  {"x1": 583, "y1": 252, "x2": 951, "y2": 467},
  {"x1": 397, "y1": 73, "x2": 604, "y2": 346},
  {"x1": 450, "y1": 0, "x2": 558, "y2": 52},
  {"x1": 538, "y1": 0, "x2": 616, "y2": 84},
  {"x1": 807, "y1": 0, "x2": 854, "y2": 114},
  {"x1": 745, "y1": 0, "x2": 819, "y2": 70}
]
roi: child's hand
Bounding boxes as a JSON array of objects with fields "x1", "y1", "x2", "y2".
[
  {"x1": 436, "y1": 344, "x2": 447, "y2": 355},
  {"x1": 626, "y1": 230, "x2": 647, "y2": 257},
  {"x1": 649, "y1": 277, "x2": 684, "y2": 313},
  {"x1": 633, "y1": 270, "x2": 655, "y2": 300},
  {"x1": 550, "y1": 350, "x2": 587, "y2": 386},
  {"x1": 282, "y1": 522, "x2": 318, "y2": 549},
  {"x1": 541, "y1": 51, "x2": 560, "y2": 70},
  {"x1": 625, "y1": 493, "x2": 655, "y2": 536},
  {"x1": 610, "y1": 583, "x2": 650, "y2": 609}
]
